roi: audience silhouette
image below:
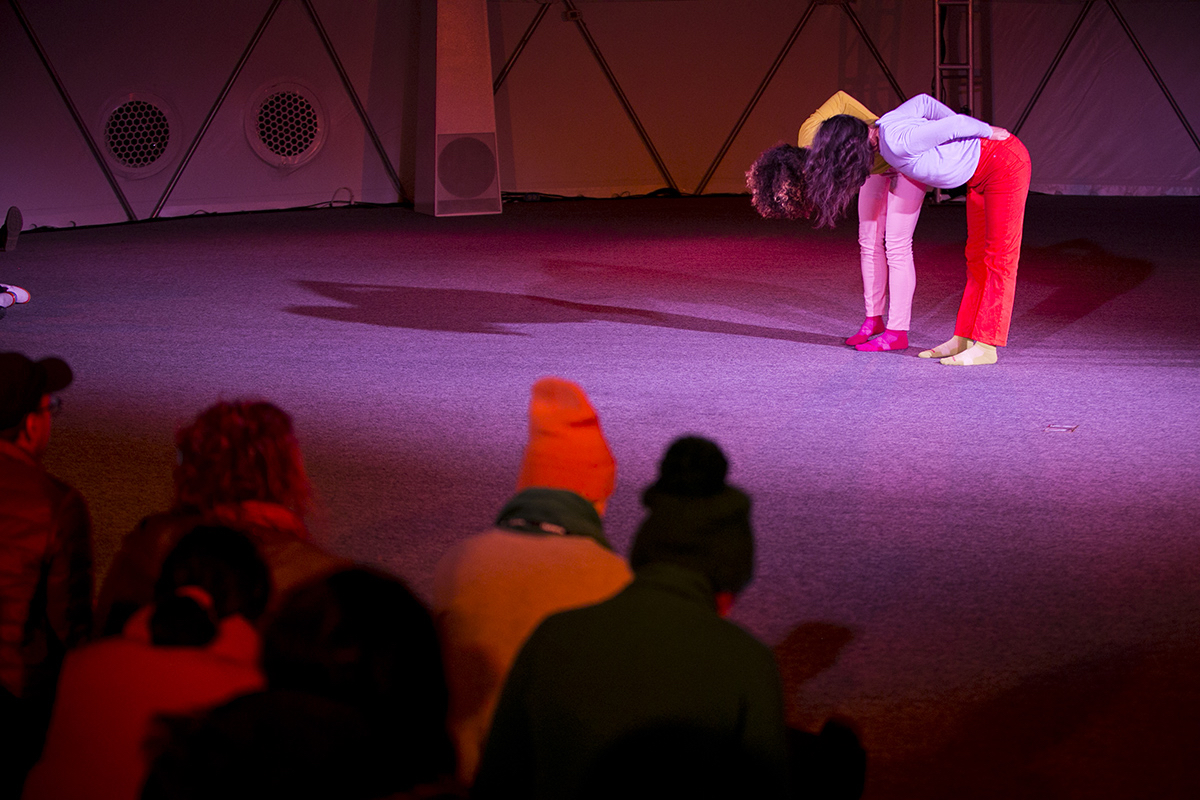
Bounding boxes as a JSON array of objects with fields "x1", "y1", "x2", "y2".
[
  {"x1": 473, "y1": 436, "x2": 791, "y2": 799},
  {"x1": 1, "y1": 377, "x2": 867, "y2": 800},
  {"x1": 23, "y1": 527, "x2": 268, "y2": 800},
  {"x1": 96, "y1": 400, "x2": 348, "y2": 635},
  {"x1": 141, "y1": 568, "x2": 456, "y2": 799}
]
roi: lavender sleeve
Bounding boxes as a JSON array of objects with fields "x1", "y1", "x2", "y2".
[
  {"x1": 877, "y1": 94, "x2": 993, "y2": 188},
  {"x1": 886, "y1": 95, "x2": 993, "y2": 154},
  {"x1": 891, "y1": 94, "x2": 956, "y2": 120}
]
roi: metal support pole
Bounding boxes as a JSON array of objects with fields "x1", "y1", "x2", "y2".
[
  {"x1": 694, "y1": 1, "x2": 820, "y2": 196},
  {"x1": 151, "y1": 0, "x2": 284, "y2": 218},
  {"x1": 494, "y1": 2, "x2": 550, "y2": 94},
  {"x1": 1106, "y1": 0, "x2": 1200, "y2": 155},
  {"x1": 302, "y1": 0, "x2": 410, "y2": 203},
  {"x1": 841, "y1": 3, "x2": 907, "y2": 104},
  {"x1": 1013, "y1": 1, "x2": 1093, "y2": 136},
  {"x1": 561, "y1": 0, "x2": 677, "y2": 193},
  {"x1": 9, "y1": 0, "x2": 136, "y2": 221}
]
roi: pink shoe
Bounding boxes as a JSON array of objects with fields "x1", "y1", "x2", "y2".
[
  {"x1": 846, "y1": 316, "x2": 884, "y2": 346},
  {"x1": 855, "y1": 329, "x2": 908, "y2": 352}
]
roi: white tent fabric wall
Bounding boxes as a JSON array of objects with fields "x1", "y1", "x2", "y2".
[
  {"x1": 0, "y1": 0, "x2": 418, "y2": 231},
  {"x1": 489, "y1": 0, "x2": 1200, "y2": 199},
  {"x1": 3, "y1": 0, "x2": 1198, "y2": 233},
  {"x1": 988, "y1": 1, "x2": 1200, "y2": 196},
  {"x1": 487, "y1": 0, "x2": 934, "y2": 198}
]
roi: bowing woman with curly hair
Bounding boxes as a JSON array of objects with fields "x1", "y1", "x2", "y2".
[
  {"x1": 96, "y1": 401, "x2": 349, "y2": 635},
  {"x1": 806, "y1": 94, "x2": 1031, "y2": 365},
  {"x1": 749, "y1": 92, "x2": 928, "y2": 352}
]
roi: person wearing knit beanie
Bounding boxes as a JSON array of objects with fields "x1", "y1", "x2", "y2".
[
  {"x1": 516, "y1": 377, "x2": 616, "y2": 516},
  {"x1": 475, "y1": 438, "x2": 787, "y2": 800},
  {"x1": 629, "y1": 436, "x2": 754, "y2": 599}
]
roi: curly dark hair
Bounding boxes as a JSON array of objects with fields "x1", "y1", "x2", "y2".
[
  {"x1": 804, "y1": 114, "x2": 874, "y2": 228},
  {"x1": 746, "y1": 142, "x2": 812, "y2": 220},
  {"x1": 173, "y1": 400, "x2": 311, "y2": 516}
]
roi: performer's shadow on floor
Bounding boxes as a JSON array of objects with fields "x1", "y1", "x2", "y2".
[
  {"x1": 1013, "y1": 239, "x2": 1155, "y2": 342},
  {"x1": 287, "y1": 280, "x2": 845, "y2": 347}
]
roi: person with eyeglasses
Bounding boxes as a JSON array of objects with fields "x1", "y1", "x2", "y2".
[{"x1": 0, "y1": 353, "x2": 94, "y2": 798}]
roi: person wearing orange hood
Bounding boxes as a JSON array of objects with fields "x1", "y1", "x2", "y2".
[{"x1": 431, "y1": 377, "x2": 631, "y2": 786}]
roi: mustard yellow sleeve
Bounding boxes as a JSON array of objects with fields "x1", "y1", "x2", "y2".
[
  {"x1": 797, "y1": 91, "x2": 877, "y2": 147},
  {"x1": 797, "y1": 91, "x2": 889, "y2": 174}
]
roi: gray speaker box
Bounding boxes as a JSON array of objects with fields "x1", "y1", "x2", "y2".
[{"x1": 415, "y1": 0, "x2": 502, "y2": 217}]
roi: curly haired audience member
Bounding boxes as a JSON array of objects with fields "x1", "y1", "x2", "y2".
[{"x1": 95, "y1": 400, "x2": 348, "y2": 636}]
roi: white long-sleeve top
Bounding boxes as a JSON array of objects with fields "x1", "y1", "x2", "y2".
[{"x1": 877, "y1": 94, "x2": 994, "y2": 189}]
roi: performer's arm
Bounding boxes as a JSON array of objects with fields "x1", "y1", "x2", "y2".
[
  {"x1": 890, "y1": 93, "x2": 956, "y2": 121},
  {"x1": 798, "y1": 91, "x2": 876, "y2": 147},
  {"x1": 886, "y1": 94, "x2": 993, "y2": 156}
]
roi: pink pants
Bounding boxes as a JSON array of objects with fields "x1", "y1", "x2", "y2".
[
  {"x1": 956, "y1": 135, "x2": 1032, "y2": 346},
  {"x1": 857, "y1": 172, "x2": 926, "y2": 331}
]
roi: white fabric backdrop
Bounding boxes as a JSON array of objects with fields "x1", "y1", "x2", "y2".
[{"x1": 2, "y1": 0, "x2": 1197, "y2": 231}]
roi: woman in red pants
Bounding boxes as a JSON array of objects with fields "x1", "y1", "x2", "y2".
[{"x1": 805, "y1": 94, "x2": 1032, "y2": 365}]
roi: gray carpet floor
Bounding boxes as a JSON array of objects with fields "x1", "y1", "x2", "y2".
[{"x1": 4, "y1": 194, "x2": 1198, "y2": 798}]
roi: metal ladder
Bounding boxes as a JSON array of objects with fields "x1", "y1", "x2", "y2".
[{"x1": 933, "y1": 0, "x2": 974, "y2": 202}]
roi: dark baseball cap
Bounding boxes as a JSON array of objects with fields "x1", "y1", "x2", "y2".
[{"x1": 0, "y1": 353, "x2": 73, "y2": 429}]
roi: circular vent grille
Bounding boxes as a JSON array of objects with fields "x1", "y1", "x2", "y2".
[
  {"x1": 246, "y1": 83, "x2": 326, "y2": 169},
  {"x1": 105, "y1": 99, "x2": 170, "y2": 169},
  {"x1": 256, "y1": 91, "x2": 319, "y2": 158}
]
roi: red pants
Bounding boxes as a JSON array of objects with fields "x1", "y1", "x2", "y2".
[{"x1": 955, "y1": 136, "x2": 1032, "y2": 347}]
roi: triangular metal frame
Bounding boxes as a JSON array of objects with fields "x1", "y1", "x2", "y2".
[
  {"x1": 8, "y1": 0, "x2": 410, "y2": 223},
  {"x1": 9, "y1": 0, "x2": 137, "y2": 221},
  {"x1": 1012, "y1": 0, "x2": 1199, "y2": 156},
  {"x1": 697, "y1": 0, "x2": 906, "y2": 195},
  {"x1": 493, "y1": 0, "x2": 678, "y2": 192},
  {"x1": 492, "y1": 0, "x2": 907, "y2": 197}
]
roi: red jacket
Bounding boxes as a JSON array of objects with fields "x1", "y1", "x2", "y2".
[
  {"x1": 0, "y1": 439, "x2": 93, "y2": 699},
  {"x1": 22, "y1": 608, "x2": 263, "y2": 800}
]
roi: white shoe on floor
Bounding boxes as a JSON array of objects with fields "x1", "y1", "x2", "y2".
[{"x1": 1, "y1": 284, "x2": 30, "y2": 303}]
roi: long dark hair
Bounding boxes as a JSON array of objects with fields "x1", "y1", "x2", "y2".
[
  {"x1": 804, "y1": 114, "x2": 874, "y2": 228},
  {"x1": 746, "y1": 143, "x2": 812, "y2": 220}
]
